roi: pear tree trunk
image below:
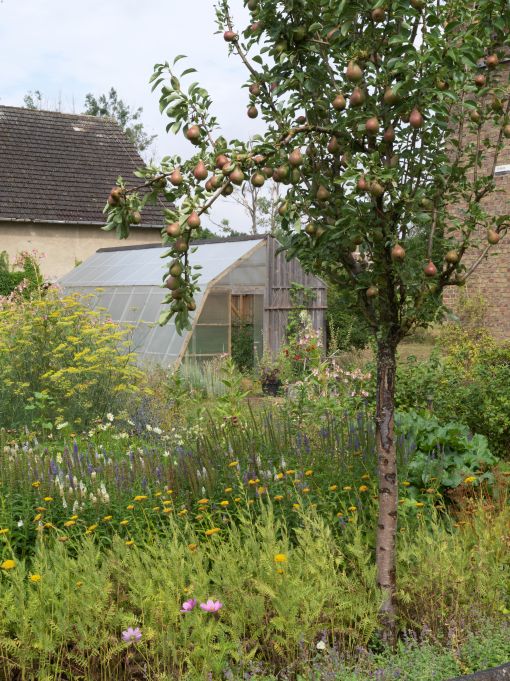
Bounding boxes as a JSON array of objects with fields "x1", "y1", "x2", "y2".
[{"x1": 375, "y1": 339, "x2": 398, "y2": 645}]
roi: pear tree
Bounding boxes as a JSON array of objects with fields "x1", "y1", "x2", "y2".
[{"x1": 104, "y1": 0, "x2": 510, "y2": 641}]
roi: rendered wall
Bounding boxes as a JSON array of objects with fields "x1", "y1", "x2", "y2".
[{"x1": 0, "y1": 223, "x2": 161, "y2": 280}]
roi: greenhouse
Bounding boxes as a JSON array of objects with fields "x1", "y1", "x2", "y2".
[{"x1": 59, "y1": 235, "x2": 326, "y2": 367}]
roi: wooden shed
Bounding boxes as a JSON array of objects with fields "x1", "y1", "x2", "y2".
[{"x1": 60, "y1": 235, "x2": 327, "y2": 367}]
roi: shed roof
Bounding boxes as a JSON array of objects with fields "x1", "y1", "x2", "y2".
[
  {"x1": 0, "y1": 105, "x2": 164, "y2": 227},
  {"x1": 60, "y1": 238, "x2": 266, "y2": 288}
]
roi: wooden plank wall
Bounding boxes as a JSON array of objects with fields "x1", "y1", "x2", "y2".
[{"x1": 264, "y1": 237, "x2": 327, "y2": 355}]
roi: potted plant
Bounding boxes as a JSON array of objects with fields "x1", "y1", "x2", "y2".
[{"x1": 260, "y1": 363, "x2": 282, "y2": 397}]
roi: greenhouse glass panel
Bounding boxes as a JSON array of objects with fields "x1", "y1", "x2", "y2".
[{"x1": 59, "y1": 238, "x2": 265, "y2": 366}]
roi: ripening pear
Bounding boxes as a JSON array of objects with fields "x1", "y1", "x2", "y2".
[
  {"x1": 391, "y1": 244, "x2": 406, "y2": 262},
  {"x1": 332, "y1": 94, "x2": 346, "y2": 111},
  {"x1": 409, "y1": 107, "x2": 424, "y2": 129},
  {"x1": 187, "y1": 211, "x2": 201, "y2": 229},
  {"x1": 346, "y1": 61, "x2": 363, "y2": 82},
  {"x1": 251, "y1": 171, "x2": 266, "y2": 187},
  {"x1": 166, "y1": 222, "x2": 181, "y2": 238},
  {"x1": 487, "y1": 229, "x2": 500, "y2": 245},
  {"x1": 424, "y1": 261, "x2": 438, "y2": 277},
  {"x1": 288, "y1": 148, "x2": 303, "y2": 167},
  {"x1": 170, "y1": 168, "x2": 183, "y2": 186},
  {"x1": 193, "y1": 160, "x2": 208, "y2": 181},
  {"x1": 350, "y1": 87, "x2": 366, "y2": 107},
  {"x1": 316, "y1": 185, "x2": 331, "y2": 201},
  {"x1": 185, "y1": 125, "x2": 201, "y2": 144}
]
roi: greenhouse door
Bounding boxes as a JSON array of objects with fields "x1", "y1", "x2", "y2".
[{"x1": 231, "y1": 294, "x2": 263, "y2": 370}]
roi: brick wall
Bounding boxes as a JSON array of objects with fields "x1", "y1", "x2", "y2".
[{"x1": 446, "y1": 59, "x2": 510, "y2": 337}]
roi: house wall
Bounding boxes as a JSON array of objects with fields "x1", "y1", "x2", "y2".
[
  {"x1": 0, "y1": 222, "x2": 161, "y2": 280},
  {"x1": 445, "y1": 60, "x2": 510, "y2": 337}
]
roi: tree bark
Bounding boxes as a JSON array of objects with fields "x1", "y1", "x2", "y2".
[{"x1": 375, "y1": 339, "x2": 398, "y2": 645}]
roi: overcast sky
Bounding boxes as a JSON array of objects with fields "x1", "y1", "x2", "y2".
[{"x1": 0, "y1": 0, "x2": 267, "y2": 232}]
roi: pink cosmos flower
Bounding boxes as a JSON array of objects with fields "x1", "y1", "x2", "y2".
[
  {"x1": 121, "y1": 626, "x2": 142, "y2": 643},
  {"x1": 180, "y1": 598, "x2": 197, "y2": 613},
  {"x1": 200, "y1": 599, "x2": 223, "y2": 613}
]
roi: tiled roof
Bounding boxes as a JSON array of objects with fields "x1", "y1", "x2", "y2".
[{"x1": 0, "y1": 106, "x2": 164, "y2": 227}]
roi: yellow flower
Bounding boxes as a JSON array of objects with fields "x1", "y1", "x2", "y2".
[
  {"x1": 29, "y1": 574, "x2": 42, "y2": 583},
  {"x1": 205, "y1": 527, "x2": 220, "y2": 536},
  {"x1": 464, "y1": 476, "x2": 477, "y2": 484},
  {"x1": 188, "y1": 543, "x2": 198, "y2": 552},
  {"x1": 178, "y1": 509, "x2": 188, "y2": 516},
  {"x1": 0, "y1": 529, "x2": 9, "y2": 535},
  {"x1": 302, "y1": 488, "x2": 310, "y2": 494},
  {"x1": 276, "y1": 472, "x2": 284, "y2": 480},
  {"x1": 1, "y1": 559, "x2": 15, "y2": 570},
  {"x1": 415, "y1": 502, "x2": 425, "y2": 508},
  {"x1": 43, "y1": 497, "x2": 53, "y2": 502},
  {"x1": 274, "y1": 553, "x2": 287, "y2": 563},
  {"x1": 292, "y1": 503, "x2": 300, "y2": 510},
  {"x1": 154, "y1": 491, "x2": 162, "y2": 497},
  {"x1": 76, "y1": 581, "x2": 83, "y2": 588},
  {"x1": 224, "y1": 487, "x2": 233, "y2": 493},
  {"x1": 329, "y1": 485, "x2": 338, "y2": 492},
  {"x1": 32, "y1": 481, "x2": 41, "y2": 488},
  {"x1": 103, "y1": 515, "x2": 113, "y2": 522},
  {"x1": 126, "y1": 504, "x2": 135, "y2": 511},
  {"x1": 276, "y1": 568, "x2": 285, "y2": 575},
  {"x1": 361, "y1": 474, "x2": 370, "y2": 480},
  {"x1": 293, "y1": 479, "x2": 301, "y2": 484},
  {"x1": 163, "y1": 500, "x2": 172, "y2": 506},
  {"x1": 257, "y1": 486, "x2": 266, "y2": 495},
  {"x1": 234, "y1": 497, "x2": 241, "y2": 502},
  {"x1": 286, "y1": 469, "x2": 295, "y2": 475},
  {"x1": 86, "y1": 524, "x2": 98, "y2": 533},
  {"x1": 36, "y1": 507, "x2": 46, "y2": 512},
  {"x1": 70, "y1": 515, "x2": 79, "y2": 521},
  {"x1": 120, "y1": 519, "x2": 129, "y2": 526},
  {"x1": 134, "y1": 495, "x2": 148, "y2": 502},
  {"x1": 33, "y1": 514, "x2": 42, "y2": 522},
  {"x1": 228, "y1": 461, "x2": 239, "y2": 467},
  {"x1": 166, "y1": 488, "x2": 174, "y2": 495},
  {"x1": 58, "y1": 536, "x2": 69, "y2": 543},
  {"x1": 43, "y1": 523, "x2": 54, "y2": 530},
  {"x1": 125, "y1": 540, "x2": 134, "y2": 546},
  {"x1": 305, "y1": 470, "x2": 313, "y2": 476},
  {"x1": 64, "y1": 520, "x2": 76, "y2": 527},
  {"x1": 359, "y1": 485, "x2": 369, "y2": 493},
  {"x1": 248, "y1": 479, "x2": 259, "y2": 485},
  {"x1": 402, "y1": 481, "x2": 411, "y2": 487},
  {"x1": 220, "y1": 500, "x2": 229, "y2": 507},
  {"x1": 348, "y1": 505, "x2": 357, "y2": 512},
  {"x1": 195, "y1": 514, "x2": 203, "y2": 520},
  {"x1": 153, "y1": 506, "x2": 160, "y2": 512},
  {"x1": 163, "y1": 508, "x2": 172, "y2": 514},
  {"x1": 343, "y1": 486, "x2": 352, "y2": 491},
  {"x1": 274, "y1": 495, "x2": 284, "y2": 501},
  {"x1": 336, "y1": 512, "x2": 343, "y2": 518},
  {"x1": 197, "y1": 498, "x2": 209, "y2": 505}
]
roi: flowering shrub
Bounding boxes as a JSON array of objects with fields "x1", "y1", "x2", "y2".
[{"x1": 0, "y1": 290, "x2": 148, "y2": 429}]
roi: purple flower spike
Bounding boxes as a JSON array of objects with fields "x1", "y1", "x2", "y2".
[
  {"x1": 200, "y1": 599, "x2": 223, "y2": 613},
  {"x1": 180, "y1": 598, "x2": 197, "y2": 613},
  {"x1": 121, "y1": 626, "x2": 142, "y2": 643}
]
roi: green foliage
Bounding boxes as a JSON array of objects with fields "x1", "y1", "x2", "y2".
[
  {"x1": 327, "y1": 285, "x2": 372, "y2": 351},
  {"x1": 396, "y1": 326, "x2": 510, "y2": 458},
  {"x1": 0, "y1": 252, "x2": 42, "y2": 298},
  {"x1": 0, "y1": 291, "x2": 147, "y2": 429},
  {"x1": 83, "y1": 87, "x2": 156, "y2": 154},
  {"x1": 0, "y1": 492, "x2": 507, "y2": 679},
  {"x1": 396, "y1": 411, "x2": 497, "y2": 492},
  {"x1": 231, "y1": 321, "x2": 255, "y2": 372}
]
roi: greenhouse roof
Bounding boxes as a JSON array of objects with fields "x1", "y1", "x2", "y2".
[{"x1": 60, "y1": 237, "x2": 265, "y2": 288}]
